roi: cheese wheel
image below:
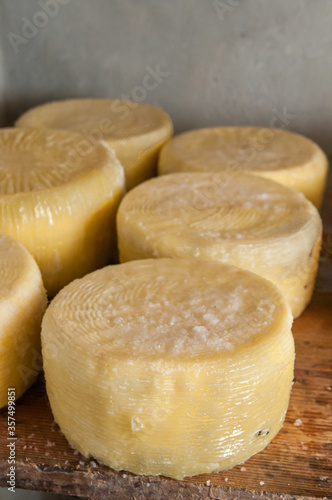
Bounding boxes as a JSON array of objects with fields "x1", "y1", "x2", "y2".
[
  {"x1": 0, "y1": 128, "x2": 125, "y2": 297},
  {"x1": 117, "y1": 172, "x2": 322, "y2": 318},
  {"x1": 0, "y1": 232, "x2": 47, "y2": 408},
  {"x1": 41, "y1": 258, "x2": 294, "y2": 479},
  {"x1": 158, "y1": 127, "x2": 328, "y2": 208},
  {"x1": 16, "y1": 99, "x2": 173, "y2": 190}
]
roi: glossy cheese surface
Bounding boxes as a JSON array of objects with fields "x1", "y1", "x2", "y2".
[
  {"x1": 158, "y1": 127, "x2": 328, "y2": 207},
  {"x1": 117, "y1": 172, "x2": 322, "y2": 317},
  {"x1": 16, "y1": 99, "x2": 173, "y2": 190},
  {"x1": 0, "y1": 128, "x2": 125, "y2": 297},
  {"x1": 41, "y1": 258, "x2": 294, "y2": 479},
  {"x1": 0, "y1": 232, "x2": 47, "y2": 407}
]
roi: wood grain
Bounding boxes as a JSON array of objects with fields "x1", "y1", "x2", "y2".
[{"x1": 0, "y1": 180, "x2": 331, "y2": 500}]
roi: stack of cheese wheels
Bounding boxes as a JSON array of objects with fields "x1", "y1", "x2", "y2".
[
  {"x1": 0, "y1": 232, "x2": 47, "y2": 407},
  {"x1": 41, "y1": 258, "x2": 294, "y2": 479},
  {"x1": 0, "y1": 128, "x2": 125, "y2": 297},
  {"x1": 15, "y1": 99, "x2": 173, "y2": 190},
  {"x1": 117, "y1": 172, "x2": 322, "y2": 318},
  {"x1": 158, "y1": 127, "x2": 329, "y2": 208}
]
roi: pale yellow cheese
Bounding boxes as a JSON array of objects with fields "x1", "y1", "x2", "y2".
[
  {"x1": 0, "y1": 232, "x2": 47, "y2": 408},
  {"x1": 117, "y1": 172, "x2": 322, "y2": 318},
  {"x1": 16, "y1": 99, "x2": 173, "y2": 190},
  {"x1": 41, "y1": 258, "x2": 294, "y2": 479},
  {"x1": 158, "y1": 127, "x2": 328, "y2": 208},
  {"x1": 0, "y1": 128, "x2": 125, "y2": 297}
]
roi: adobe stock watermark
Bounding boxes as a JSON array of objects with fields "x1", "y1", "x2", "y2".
[
  {"x1": 7, "y1": 0, "x2": 71, "y2": 54},
  {"x1": 53, "y1": 64, "x2": 169, "y2": 177},
  {"x1": 7, "y1": 388, "x2": 16, "y2": 493},
  {"x1": 213, "y1": 0, "x2": 240, "y2": 22},
  {"x1": 182, "y1": 106, "x2": 297, "y2": 217},
  {"x1": 203, "y1": 106, "x2": 297, "y2": 192},
  {"x1": 235, "y1": 107, "x2": 296, "y2": 165},
  {"x1": 120, "y1": 65, "x2": 169, "y2": 103}
]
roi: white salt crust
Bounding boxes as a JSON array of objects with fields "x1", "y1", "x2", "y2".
[{"x1": 49, "y1": 259, "x2": 285, "y2": 360}]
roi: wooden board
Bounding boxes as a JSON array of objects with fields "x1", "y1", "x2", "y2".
[{"x1": 1, "y1": 180, "x2": 331, "y2": 500}]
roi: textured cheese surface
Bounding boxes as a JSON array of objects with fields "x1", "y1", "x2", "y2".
[
  {"x1": 0, "y1": 128, "x2": 108, "y2": 191},
  {"x1": 0, "y1": 128, "x2": 125, "y2": 296},
  {"x1": 158, "y1": 127, "x2": 328, "y2": 207},
  {"x1": 16, "y1": 99, "x2": 173, "y2": 189},
  {"x1": 42, "y1": 258, "x2": 294, "y2": 479},
  {"x1": 117, "y1": 172, "x2": 322, "y2": 318},
  {"x1": 0, "y1": 232, "x2": 47, "y2": 407}
]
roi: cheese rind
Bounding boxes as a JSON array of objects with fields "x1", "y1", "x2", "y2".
[
  {"x1": 0, "y1": 232, "x2": 47, "y2": 408},
  {"x1": 15, "y1": 99, "x2": 173, "y2": 190},
  {"x1": 117, "y1": 172, "x2": 322, "y2": 318},
  {"x1": 158, "y1": 127, "x2": 328, "y2": 208},
  {"x1": 0, "y1": 128, "x2": 125, "y2": 296},
  {"x1": 41, "y1": 258, "x2": 294, "y2": 479}
]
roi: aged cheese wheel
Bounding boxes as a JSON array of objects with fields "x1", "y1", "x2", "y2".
[
  {"x1": 0, "y1": 232, "x2": 47, "y2": 408},
  {"x1": 0, "y1": 128, "x2": 125, "y2": 297},
  {"x1": 16, "y1": 99, "x2": 173, "y2": 190},
  {"x1": 117, "y1": 172, "x2": 322, "y2": 318},
  {"x1": 41, "y1": 258, "x2": 294, "y2": 479},
  {"x1": 158, "y1": 127, "x2": 328, "y2": 208}
]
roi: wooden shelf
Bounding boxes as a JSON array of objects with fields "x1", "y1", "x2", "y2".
[{"x1": 1, "y1": 181, "x2": 331, "y2": 500}]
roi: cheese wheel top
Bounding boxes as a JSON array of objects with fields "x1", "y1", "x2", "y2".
[
  {"x1": 159, "y1": 127, "x2": 322, "y2": 173},
  {"x1": 0, "y1": 128, "x2": 120, "y2": 195},
  {"x1": 15, "y1": 99, "x2": 173, "y2": 142},
  {"x1": 118, "y1": 172, "x2": 318, "y2": 244},
  {"x1": 46, "y1": 258, "x2": 291, "y2": 363}
]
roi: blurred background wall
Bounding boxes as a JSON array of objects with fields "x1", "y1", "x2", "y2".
[{"x1": 0, "y1": 0, "x2": 331, "y2": 160}]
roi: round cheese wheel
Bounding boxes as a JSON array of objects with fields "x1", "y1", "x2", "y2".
[
  {"x1": 41, "y1": 258, "x2": 294, "y2": 479},
  {"x1": 117, "y1": 172, "x2": 322, "y2": 318},
  {"x1": 16, "y1": 99, "x2": 173, "y2": 190},
  {"x1": 0, "y1": 232, "x2": 47, "y2": 408},
  {"x1": 0, "y1": 128, "x2": 125, "y2": 296},
  {"x1": 158, "y1": 127, "x2": 328, "y2": 208}
]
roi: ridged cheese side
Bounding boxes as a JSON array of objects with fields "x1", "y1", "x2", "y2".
[
  {"x1": 15, "y1": 99, "x2": 173, "y2": 190},
  {"x1": 117, "y1": 172, "x2": 322, "y2": 318},
  {"x1": 41, "y1": 258, "x2": 294, "y2": 479},
  {"x1": 0, "y1": 128, "x2": 125, "y2": 297},
  {"x1": 0, "y1": 232, "x2": 47, "y2": 408},
  {"x1": 158, "y1": 127, "x2": 328, "y2": 208}
]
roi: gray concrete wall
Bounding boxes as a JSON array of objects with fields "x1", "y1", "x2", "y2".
[
  {"x1": 0, "y1": 4, "x2": 7, "y2": 126},
  {"x1": 0, "y1": 0, "x2": 331, "y2": 158}
]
